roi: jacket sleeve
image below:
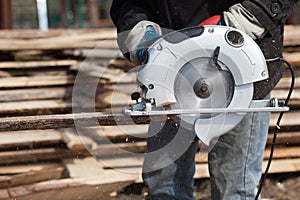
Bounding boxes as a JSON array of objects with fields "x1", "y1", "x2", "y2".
[
  {"x1": 240, "y1": 0, "x2": 298, "y2": 99},
  {"x1": 110, "y1": 1, "x2": 153, "y2": 33},
  {"x1": 110, "y1": 1, "x2": 155, "y2": 58},
  {"x1": 242, "y1": 0, "x2": 298, "y2": 35}
]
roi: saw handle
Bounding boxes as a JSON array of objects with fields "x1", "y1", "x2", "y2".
[
  {"x1": 157, "y1": 15, "x2": 225, "y2": 45},
  {"x1": 199, "y1": 15, "x2": 225, "y2": 26},
  {"x1": 163, "y1": 26, "x2": 204, "y2": 44}
]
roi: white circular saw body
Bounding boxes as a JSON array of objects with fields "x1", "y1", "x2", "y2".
[{"x1": 136, "y1": 26, "x2": 268, "y2": 145}]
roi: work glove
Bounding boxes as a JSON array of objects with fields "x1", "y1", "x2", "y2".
[
  {"x1": 136, "y1": 25, "x2": 161, "y2": 64},
  {"x1": 223, "y1": 3, "x2": 266, "y2": 40},
  {"x1": 200, "y1": 4, "x2": 265, "y2": 41},
  {"x1": 125, "y1": 21, "x2": 162, "y2": 65}
]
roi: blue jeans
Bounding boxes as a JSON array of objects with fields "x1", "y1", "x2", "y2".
[{"x1": 142, "y1": 111, "x2": 270, "y2": 200}]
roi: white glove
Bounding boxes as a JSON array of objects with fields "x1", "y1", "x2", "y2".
[{"x1": 223, "y1": 3, "x2": 266, "y2": 40}]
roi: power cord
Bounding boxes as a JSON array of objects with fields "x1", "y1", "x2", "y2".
[{"x1": 254, "y1": 57, "x2": 295, "y2": 200}]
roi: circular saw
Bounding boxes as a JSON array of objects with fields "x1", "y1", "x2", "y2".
[{"x1": 124, "y1": 25, "x2": 289, "y2": 145}]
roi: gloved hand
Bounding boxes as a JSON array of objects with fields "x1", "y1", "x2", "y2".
[
  {"x1": 223, "y1": 3, "x2": 266, "y2": 40},
  {"x1": 200, "y1": 4, "x2": 265, "y2": 41},
  {"x1": 125, "y1": 21, "x2": 162, "y2": 65},
  {"x1": 136, "y1": 25, "x2": 160, "y2": 64}
]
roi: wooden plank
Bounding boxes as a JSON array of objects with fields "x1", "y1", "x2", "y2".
[
  {"x1": 0, "y1": 75, "x2": 74, "y2": 88},
  {"x1": 263, "y1": 146, "x2": 300, "y2": 159},
  {"x1": 283, "y1": 25, "x2": 300, "y2": 46},
  {"x1": 63, "y1": 157, "x2": 104, "y2": 178},
  {"x1": 60, "y1": 130, "x2": 94, "y2": 155},
  {"x1": 0, "y1": 163, "x2": 64, "y2": 175},
  {"x1": 0, "y1": 112, "x2": 161, "y2": 131},
  {"x1": 0, "y1": 87, "x2": 72, "y2": 102},
  {"x1": 271, "y1": 89, "x2": 300, "y2": 100},
  {"x1": 66, "y1": 49, "x2": 122, "y2": 59},
  {"x1": 0, "y1": 130, "x2": 63, "y2": 150},
  {"x1": 283, "y1": 52, "x2": 300, "y2": 67},
  {"x1": 267, "y1": 132, "x2": 300, "y2": 145},
  {"x1": 6, "y1": 173, "x2": 137, "y2": 200},
  {"x1": 274, "y1": 77, "x2": 300, "y2": 89},
  {"x1": 0, "y1": 29, "x2": 117, "y2": 51},
  {"x1": 261, "y1": 158, "x2": 300, "y2": 174},
  {"x1": 0, "y1": 84, "x2": 132, "y2": 103},
  {"x1": 0, "y1": 148, "x2": 74, "y2": 165},
  {"x1": 0, "y1": 60, "x2": 78, "y2": 69},
  {"x1": 0, "y1": 100, "x2": 73, "y2": 115},
  {"x1": 0, "y1": 189, "x2": 9, "y2": 199},
  {"x1": 0, "y1": 165, "x2": 64, "y2": 189},
  {"x1": 0, "y1": 99, "x2": 113, "y2": 115},
  {"x1": 0, "y1": 29, "x2": 115, "y2": 39},
  {"x1": 0, "y1": 73, "x2": 135, "y2": 88},
  {"x1": 269, "y1": 112, "x2": 300, "y2": 130},
  {"x1": 0, "y1": 110, "x2": 299, "y2": 131},
  {"x1": 91, "y1": 125, "x2": 149, "y2": 141},
  {"x1": 92, "y1": 142, "x2": 147, "y2": 158}
]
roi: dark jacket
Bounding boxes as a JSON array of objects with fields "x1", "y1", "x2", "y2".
[{"x1": 110, "y1": 0, "x2": 298, "y2": 99}]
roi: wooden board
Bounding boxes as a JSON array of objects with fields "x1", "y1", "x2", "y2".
[
  {"x1": 0, "y1": 111, "x2": 298, "y2": 131},
  {"x1": 0, "y1": 148, "x2": 73, "y2": 165},
  {"x1": 0, "y1": 87, "x2": 72, "y2": 102},
  {"x1": 0, "y1": 165, "x2": 64, "y2": 189},
  {"x1": 283, "y1": 25, "x2": 300, "y2": 46},
  {"x1": 0, "y1": 75, "x2": 74, "y2": 88},
  {"x1": 63, "y1": 157, "x2": 104, "y2": 178},
  {"x1": 0, "y1": 130, "x2": 63, "y2": 150},
  {"x1": 0, "y1": 163, "x2": 64, "y2": 175},
  {"x1": 0, "y1": 60, "x2": 78, "y2": 69},
  {"x1": 0, "y1": 29, "x2": 117, "y2": 51},
  {"x1": 5, "y1": 173, "x2": 137, "y2": 200}
]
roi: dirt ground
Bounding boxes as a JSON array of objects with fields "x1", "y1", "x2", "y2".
[{"x1": 109, "y1": 172, "x2": 300, "y2": 200}]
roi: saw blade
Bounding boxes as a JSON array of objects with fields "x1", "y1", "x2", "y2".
[{"x1": 170, "y1": 57, "x2": 234, "y2": 130}]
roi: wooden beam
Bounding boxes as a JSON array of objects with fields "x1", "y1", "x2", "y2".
[
  {"x1": 0, "y1": 165, "x2": 64, "y2": 189},
  {"x1": 0, "y1": 112, "x2": 161, "y2": 131},
  {"x1": 0, "y1": 60, "x2": 78, "y2": 69},
  {"x1": 0, "y1": 29, "x2": 117, "y2": 51},
  {"x1": 0, "y1": 130, "x2": 63, "y2": 150},
  {"x1": 0, "y1": 87, "x2": 72, "y2": 102},
  {"x1": 0, "y1": 111, "x2": 298, "y2": 132},
  {"x1": 283, "y1": 25, "x2": 300, "y2": 46},
  {"x1": 0, "y1": 148, "x2": 73, "y2": 165},
  {"x1": 0, "y1": 75, "x2": 74, "y2": 88},
  {"x1": 6, "y1": 173, "x2": 137, "y2": 200}
]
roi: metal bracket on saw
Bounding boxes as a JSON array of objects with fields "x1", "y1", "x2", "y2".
[{"x1": 124, "y1": 98, "x2": 289, "y2": 116}]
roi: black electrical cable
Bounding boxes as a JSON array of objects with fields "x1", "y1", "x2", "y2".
[{"x1": 254, "y1": 57, "x2": 295, "y2": 200}]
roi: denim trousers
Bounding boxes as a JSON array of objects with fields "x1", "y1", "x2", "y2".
[{"x1": 142, "y1": 110, "x2": 270, "y2": 200}]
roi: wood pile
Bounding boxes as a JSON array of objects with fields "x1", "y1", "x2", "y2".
[{"x1": 0, "y1": 26, "x2": 299, "y2": 199}]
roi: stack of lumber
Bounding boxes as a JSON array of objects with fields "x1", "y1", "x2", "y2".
[{"x1": 0, "y1": 26, "x2": 299, "y2": 199}]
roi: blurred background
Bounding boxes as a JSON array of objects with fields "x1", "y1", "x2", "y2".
[
  {"x1": 0, "y1": 0, "x2": 300, "y2": 30},
  {"x1": 0, "y1": 0, "x2": 113, "y2": 30}
]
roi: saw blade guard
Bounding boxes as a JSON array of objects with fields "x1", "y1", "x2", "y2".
[{"x1": 136, "y1": 25, "x2": 268, "y2": 145}]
